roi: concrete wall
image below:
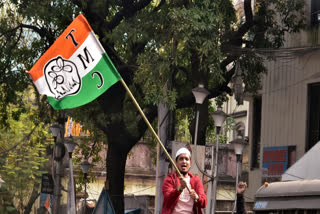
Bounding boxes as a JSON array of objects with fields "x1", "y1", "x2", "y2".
[{"x1": 81, "y1": 142, "x2": 157, "y2": 202}]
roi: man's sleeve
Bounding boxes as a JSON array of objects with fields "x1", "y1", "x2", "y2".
[
  {"x1": 236, "y1": 194, "x2": 246, "y2": 214},
  {"x1": 162, "y1": 175, "x2": 181, "y2": 202},
  {"x1": 194, "y1": 176, "x2": 207, "y2": 208}
]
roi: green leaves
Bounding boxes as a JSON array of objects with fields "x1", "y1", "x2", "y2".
[
  {"x1": 0, "y1": 88, "x2": 53, "y2": 213},
  {"x1": 248, "y1": 0, "x2": 305, "y2": 48},
  {"x1": 131, "y1": 0, "x2": 230, "y2": 107},
  {"x1": 240, "y1": 54, "x2": 266, "y2": 93}
]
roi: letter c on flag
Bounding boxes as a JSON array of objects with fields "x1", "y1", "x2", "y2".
[{"x1": 91, "y1": 71, "x2": 104, "y2": 89}]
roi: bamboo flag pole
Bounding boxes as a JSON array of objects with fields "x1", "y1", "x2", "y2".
[{"x1": 120, "y1": 79, "x2": 192, "y2": 193}]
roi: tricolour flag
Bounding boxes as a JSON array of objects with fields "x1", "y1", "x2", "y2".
[
  {"x1": 28, "y1": 14, "x2": 122, "y2": 110},
  {"x1": 44, "y1": 194, "x2": 52, "y2": 214}
]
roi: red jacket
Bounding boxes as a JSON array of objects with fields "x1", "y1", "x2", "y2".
[{"x1": 161, "y1": 171, "x2": 207, "y2": 214}]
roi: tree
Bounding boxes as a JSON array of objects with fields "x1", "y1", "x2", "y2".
[
  {"x1": 0, "y1": 0, "x2": 305, "y2": 212},
  {"x1": 0, "y1": 88, "x2": 53, "y2": 214}
]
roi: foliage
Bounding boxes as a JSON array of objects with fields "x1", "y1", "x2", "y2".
[
  {"x1": 72, "y1": 131, "x2": 106, "y2": 192},
  {"x1": 133, "y1": 0, "x2": 229, "y2": 107},
  {"x1": 214, "y1": 94, "x2": 229, "y2": 108},
  {"x1": 0, "y1": 0, "x2": 306, "y2": 212},
  {"x1": 175, "y1": 108, "x2": 192, "y2": 143},
  {"x1": 176, "y1": 100, "x2": 236, "y2": 144},
  {"x1": 0, "y1": 88, "x2": 53, "y2": 213}
]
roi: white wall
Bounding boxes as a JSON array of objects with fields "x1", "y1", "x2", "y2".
[{"x1": 247, "y1": 24, "x2": 320, "y2": 201}]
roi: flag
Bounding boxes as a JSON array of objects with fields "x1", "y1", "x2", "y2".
[
  {"x1": 40, "y1": 193, "x2": 52, "y2": 214},
  {"x1": 28, "y1": 14, "x2": 122, "y2": 110},
  {"x1": 93, "y1": 188, "x2": 116, "y2": 214},
  {"x1": 44, "y1": 194, "x2": 52, "y2": 214}
]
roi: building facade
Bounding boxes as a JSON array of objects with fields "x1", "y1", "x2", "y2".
[{"x1": 246, "y1": 0, "x2": 320, "y2": 202}]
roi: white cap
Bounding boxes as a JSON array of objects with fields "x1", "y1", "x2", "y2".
[{"x1": 175, "y1": 147, "x2": 191, "y2": 159}]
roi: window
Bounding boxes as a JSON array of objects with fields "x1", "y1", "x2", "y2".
[
  {"x1": 306, "y1": 83, "x2": 320, "y2": 151},
  {"x1": 251, "y1": 96, "x2": 262, "y2": 169},
  {"x1": 311, "y1": 0, "x2": 320, "y2": 26}
]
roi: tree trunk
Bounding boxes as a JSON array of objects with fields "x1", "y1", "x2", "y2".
[
  {"x1": 155, "y1": 105, "x2": 175, "y2": 213},
  {"x1": 23, "y1": 182, "x2": 40, "y2": 214},
  {"x1": 106, "y1": 141, "x2": 130, "y2": 214},
  {"x1": 190, "y1": 99, "x2": 209, "y2": 146}
]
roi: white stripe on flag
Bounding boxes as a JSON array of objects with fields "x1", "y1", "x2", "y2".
[{"x1": 33, "y1": 31, "x2": 104, "y2": 96}]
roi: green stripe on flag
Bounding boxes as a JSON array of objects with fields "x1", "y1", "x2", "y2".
[{"x1": 47, "y1": 54, "x2": 122, "y2": 110}]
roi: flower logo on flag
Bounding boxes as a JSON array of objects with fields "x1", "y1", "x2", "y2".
[{"x1": 44, "y1": 56, "x2": 81, "y2": 100}]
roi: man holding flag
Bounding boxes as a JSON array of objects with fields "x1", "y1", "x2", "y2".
[{"x1": 161, "y1": 147, "x2": 207, "y2": 214}]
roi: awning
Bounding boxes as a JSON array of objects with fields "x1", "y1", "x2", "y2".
[{"x1": 282, "y1": 141, "x2": 320, "y2": 181}]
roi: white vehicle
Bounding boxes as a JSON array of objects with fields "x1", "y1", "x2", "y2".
[{"x1": 253, "y1": 179, "x2": 320, "y2": 214}]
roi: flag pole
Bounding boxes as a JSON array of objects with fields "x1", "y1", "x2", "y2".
[{"x1": 119, "y1": 79, "x2": 192, "y2": 192}]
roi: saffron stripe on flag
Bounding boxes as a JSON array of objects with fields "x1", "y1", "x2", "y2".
[{"x1": 29, "y1": 14, "x2": 92, "y2": 82}]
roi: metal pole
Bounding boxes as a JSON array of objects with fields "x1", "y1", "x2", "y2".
[
  {"x1": 232, "y1": 155, "x2": 240, "y2": 213},
  {"x1": 53, "y1": 156, "x2": 62, "y2": 214},
  {"x1": 194, "y1": 107, "x2": 213, "y2": 211},
  {"x1": 67, "y1": 153, "x2": 76, "y2": 214},
  {"x1": 154, "y1": 143, "x2": 161, "y2": 214},
  {"x1": 209, "y1": 142, "x2": 214, "y2": 214},
  {"x1": 53, "y1": 127, "x2": 63, "y2": 214},
  {"x1": 212, "y1": 128, "x2": 220, "y2": 214},
  {"x1": 84, "y1": 175, "x2": 87, "y2": 213},
  {"x1": 155, "y1": 104, "x2": 171, "y2": 214}
]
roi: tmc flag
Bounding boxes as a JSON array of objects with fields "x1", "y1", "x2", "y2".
[{"x1": 28, "y1": 14, "x2": 122, "y2": 110}]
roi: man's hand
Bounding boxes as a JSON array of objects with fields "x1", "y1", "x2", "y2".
[
  {"x1": 189, "y1": 189, "x2": 199, "y2": 201},
  {"x1": 178, "y1": 176, "x2": 188, "y2": 191},
  {"x1": 177, "y1": 177, "x2": 199, "y2": 202},
  {"x1": 237, "y1": 181, "x2": 247, "y2": 195}
]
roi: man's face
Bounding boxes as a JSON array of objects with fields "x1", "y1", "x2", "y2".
[{"x1": 176, "y1": 153, "x2": 191, "y2": 175}]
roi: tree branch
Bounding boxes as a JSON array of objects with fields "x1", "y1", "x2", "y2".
[
  {"x1": 23, "y1": 182, "x2": 40, "y2": 214},
  {"x1": 221, "y1": 0, "x2": 254, "y2": 54},
  {"x1": 0, "y1": 125, "x2": 38, "y2": 155},
  {"x1": 106, "y1": 0, "x2": 153, "y2": 31}
]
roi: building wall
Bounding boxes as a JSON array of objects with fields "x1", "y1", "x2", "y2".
[
  {"x1": 82, "y1": 142, "x2": 157, "y2": 201},
  {"x1": 222, "y1": 94, "x2": 250, "y2": 199},
  {"x1": 33, "y1": 142, "x2": 157, "y2": 214},
  {"x1": 125, "y1": 142, "x2": 156, "y2": 196},
  {"x1": 223, "y1": 98, "x2": 250, "y2": 138},
  {"x1": 247, "y1": 0, "x2": 320, "y2": 201}
]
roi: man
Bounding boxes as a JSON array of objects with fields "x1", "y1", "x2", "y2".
[
  {"x1": 161, "y1": 147, "x2": 207, "y2": 214},
  {"x1": 236, "y1": 181, "x2": 247, "y2": 214}
]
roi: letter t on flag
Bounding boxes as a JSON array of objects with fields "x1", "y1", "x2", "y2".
[{"x1": 28, "y1": 14, "x2": 122, "y2": 110}]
